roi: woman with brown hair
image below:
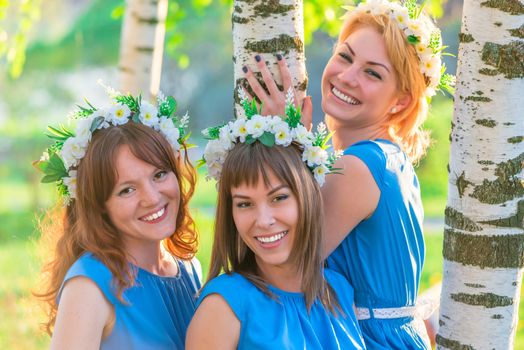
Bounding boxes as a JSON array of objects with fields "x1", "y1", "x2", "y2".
[
  {"x1": 186, "y1": 98, "x2": 365, "y2": 349},
  {"x1": 35, "y1": 90, "x2": 200, "y2": 350}
]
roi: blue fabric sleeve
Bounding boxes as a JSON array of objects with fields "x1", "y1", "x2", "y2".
[
  {"x1": 344, "y1": 140, "x2": 387, "y2": 189},
  {"x1": 197, "y1": 273, "x2": 247, "y2": 322},
  {"x1": 57, "y1": 253, "x2": 119, "y2": 306}
]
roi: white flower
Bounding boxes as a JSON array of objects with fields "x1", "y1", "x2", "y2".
[
  {"x1": 75, "y1": 117, "x2": 94, "y2": 144},
  {"x1": 108, "y1": 104, "x2": 131, "y2": 125},
  {"x1": 63, "y1": 170, "x2": 78, "y2": 199},
  {"x1": 139, "y1": 101, "x2": 159, "y2": 127},
  {"x1": 292, "y1": 124, "x2": 313, "y2": 146},
  {"x1": 246, "y1": 115, "x2": 267, "y2": 138},
  {"x1": 39, "y1": 151, "x2": 49, "y2": 162},
  {"x1": 420, "y1": 55, "x2": 441, "y2": 78},
  {"x1": 237, "y1": 86, "x2": 249, "y2": 104},
  {"x1": 219, "y1": 123, "x2": 236, "y2": 145},
  {"x1": 415, "y1": 44, "x2": 433, "y2": 60},
  {"x1": 159, "y1": 116, "x2": 176, "y2": 134},
  {"x1": 204, "y1": 139, "x2": 229, "y2": 164},
  {"x1": 313, "y1": 165, "x2": 329, "y2": 186},
  {"x1": 273, "y1": 123, "x2": 292, "y2": 146},
  {"x1": 180, "y1": 112, "x2": 190, "y2": 128},
  {"x1": 163, "y1": 128, "x2": 181, "y2": 151},
  {"x1": 391, "y1": 7, "x2": 409, "y2": 29},
  {"x1": 302, "y1": 145, "x2": 328, "y2": 167},
  {"x1": 232, "y1": 118, "x2": 249, "y2": 142},
  {"x1": 61, "y1": 137, "x2": 87, "y2": 168}
]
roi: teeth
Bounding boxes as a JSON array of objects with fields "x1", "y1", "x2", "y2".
[
  {"x1": 256, "y1": 231, "x2": 287, "y2": 244},
  {"x1": 142, "y1": 207, "x2": 165, "y2": 222},
  {"x1": 332, "y1": 87, "x2": 360, "y2": 105}
]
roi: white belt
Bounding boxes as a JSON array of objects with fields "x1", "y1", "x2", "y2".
[
  {"x1": 356, "y1": 299, "x2": 437, "y2": 321},
  {"x1": 356, "y1": 306, "x2": 417, "y2": 320}
]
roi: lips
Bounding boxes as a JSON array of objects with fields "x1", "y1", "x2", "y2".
[
  {"x1": 255, "y1": 230, "x2": 288, "y2": 244},
  {"x1": 139, "y1": 204, "x2": 167, "y2": 223},
  {"x1": 331, "y1": 86, "x2": 361, "y2": 105}
]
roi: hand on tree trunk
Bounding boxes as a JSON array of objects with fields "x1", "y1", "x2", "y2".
[{"x1": 243, "y1": 54, "x2": 312, "y2": 130}]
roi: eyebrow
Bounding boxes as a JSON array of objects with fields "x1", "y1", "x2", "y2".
[
  {"x1": 344, "y1": 42, "x2": 391, "y2": 73},
  {"x1": 232, "y1": 184, "x2": 289, "y2": 199}
]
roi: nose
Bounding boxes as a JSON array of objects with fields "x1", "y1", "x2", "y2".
[
  {"x1": 338, "y1": 65, "x2": 359, "y2": 88},
  {"x1": 255, "y1": 204, "x2": 276, "y2": 229},
  {"x1": 140, "y1": 181, "x2": 162, "y2": 207}
]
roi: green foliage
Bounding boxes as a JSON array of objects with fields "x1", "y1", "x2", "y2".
[{"x1": 0, "y1": 0, "x2": 42, "y2": 78}]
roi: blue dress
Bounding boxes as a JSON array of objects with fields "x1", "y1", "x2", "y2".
[
  {"x1": 197, "y1": 269, "x2": 366, "y2": 349},
  {"x1": 58, "y1": 252, "x2": 201, "y2": 350},
  {"x1": 327, "y1": 139, "x2": 429, "y2": 349}
]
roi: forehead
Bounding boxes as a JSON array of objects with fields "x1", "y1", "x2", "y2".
[
  {"x1": 113, "y1": 145, "x2": 157, "y2": 182},
  {"x1": 231, "y1": 169, "x2": 285, "y2": 194},
  {"x1": 341, "y1": 26, "x2": 390, "y2": 63}
]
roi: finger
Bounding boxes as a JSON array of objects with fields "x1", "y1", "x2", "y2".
[
  {"x1": 255, "y1": 55, "x2": 279, "y2": 96},
  {"x1": 243, "y1": 65, "x2": 269, "y2": 102},
  {"x1": 301, "y1": 95, "x2": 313, "y2": 131},
  {"x1": 276, "y1": 54, "x2": 292, "y2": 93}
]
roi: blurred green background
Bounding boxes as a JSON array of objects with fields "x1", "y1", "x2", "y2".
[{"x1": 1, "y1": 0, "x2": 522, "y2": 348}]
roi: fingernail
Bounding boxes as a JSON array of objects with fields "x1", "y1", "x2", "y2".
[
  {"x1": 242, "y1": 66, "x2": 248, "y2": 73},
  {"x1": 276, "y1": 54, "x2": 282, "y2": 61},
  {"x1": 255, "y1": 55, "x2": 261, "y2": 62}
]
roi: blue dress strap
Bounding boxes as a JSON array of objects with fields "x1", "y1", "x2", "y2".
[{"x1": 57, "y1": 253, "x2": 120, "y2": 305}]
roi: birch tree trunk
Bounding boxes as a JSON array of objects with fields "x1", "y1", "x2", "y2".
[
  {"x1": 232, "y1": 0, "x2": 307, "y2": 117},
  {"x1": 118, "y1": 0, "x2": 168, "y2": 100},
  {"x1": 437, "y1": 0, "x2": 524, "y2": 348}
]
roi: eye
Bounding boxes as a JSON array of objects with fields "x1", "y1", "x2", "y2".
[
  {"x1": 338, "y1": 52, "x2": 353, "y2": 63},
  {"x1": 273, "y1": 194, "x2": 289, "y2": 202},
  {"x1": 235, "y1": 201, "x2": 252, "y2": 208},
  {"x1": 154, "y1": 170, "x2": 168, "y2": 181},
  {"x1": 118, "y1": 187, "x2": 135, "y2": 196},
  {"x1": 365, "y1": 68, "x2": 382, "y2": 80}
]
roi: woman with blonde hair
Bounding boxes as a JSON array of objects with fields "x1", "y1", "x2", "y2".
[
  {"x1": 186, "y1": 97, "x2": 365, "y2": 349},
  {"x1": 243, "y1": 1, "x2": 454, "y2": 348},
  {"x1": 35, "y1": 89, "x2": 200, "y2": 350}
]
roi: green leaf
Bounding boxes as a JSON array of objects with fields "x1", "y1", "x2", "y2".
[
  {"x1": 407, "y1": 35, "x2": 419, "y2": 45},
  {"x1": 196, "y1": 158, "x2": 206, "y2": 168},
  {"x1": 132, "y1": 112, "x2": 141, "y2": 124},
  {"x1": 46, "y1": 125, "x2": 75, "y2": 141},
  {"x1": 42, "y1": 174, "x2": 63, "y2": 183},
  {"x1": 90, "y1": 116, "x2": 105, "y2": 132},
  {"x1": 259, "y1": 132, "x2": 275, "y2": 147},
  {"x1": 245, "y1": 135, "x2": 256, "y2": 144}
]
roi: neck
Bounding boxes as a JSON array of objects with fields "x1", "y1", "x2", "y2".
[
  {"x1": 327, "y1": 115, "x2": 390, "y2": 150},
  {"x1": 125, "y1": 239, "x2": 178, "y2": 277},
  {"x1": 256, "y1": 260, "x2": 302, "y2": 293}
]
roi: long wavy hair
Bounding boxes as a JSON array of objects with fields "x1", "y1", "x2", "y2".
[
  {"x1": 206, "y1": 142, "x2": 340, "y2": 313},
  {"x1": 338, "y1": 10, "x2": 434, "y2": 162},
  {"x1": 35, "y1": 122, "x2": 198, "y2": 335}
]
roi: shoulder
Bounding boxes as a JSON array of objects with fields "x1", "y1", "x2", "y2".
[
  {"x1": 198, "y1": 273, "x2": 256, "y2": 320},
  {"x1": 187, "y1": 274, "x2": 242, "y2": 350},
  {"x1": 58, "y1": 253, "x2": 118, "y2": 306},
  {"x1": 51, "y1": 275, "x2": 113, "y2": 349}
]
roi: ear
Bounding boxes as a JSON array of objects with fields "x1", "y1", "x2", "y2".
[{"x1": 392, "y1": 93, "x2": 412, "y2": 114}]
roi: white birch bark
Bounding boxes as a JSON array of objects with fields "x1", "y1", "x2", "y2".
[
  {"x1": 232, "y1": 0, "x2": 307, "y2": 117},
  {"x1": 118, "y1": 0, "x2": 168, "y2": 100},
  {"x1": 437, "y1": 0, "x2": 524, "y2": 349}
]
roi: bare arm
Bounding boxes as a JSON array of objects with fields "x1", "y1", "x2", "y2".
[
  {"x1": 322, "y1": 155, "x2": 380, "y2": 258},
  {"x1": 50, "y1": 276, "x2": 113, "y2": 350},
  {"x1": 186, "y1": 294, "x2": 240, "y2": 350}
]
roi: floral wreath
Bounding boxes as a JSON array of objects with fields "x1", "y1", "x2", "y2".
[
  {"x1": 200, "y1": 88, "x2": 341, "y2": 186},
  {"x1": 344, "y1": 0, "x2": 455, "y2": 98},
  {"x1": 34, "y1": 82, "x2": 190, "y2": 204}
]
